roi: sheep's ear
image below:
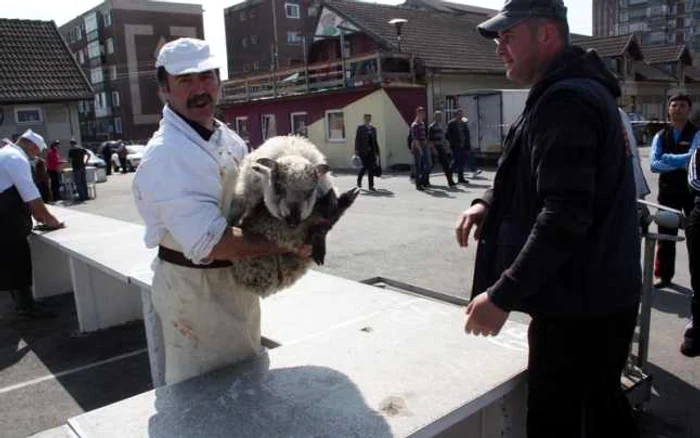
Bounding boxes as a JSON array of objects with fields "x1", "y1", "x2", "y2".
[
  {"x1": 315, "y1": 163, "x2": 330, "y2": 176},
  {"x1": 252, "y1": 158, "x2": 277, "y2": 175}
]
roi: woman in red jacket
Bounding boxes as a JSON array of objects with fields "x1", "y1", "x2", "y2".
[{"x1": 46, "y1": 140, "x2": 65, "y2": 201}]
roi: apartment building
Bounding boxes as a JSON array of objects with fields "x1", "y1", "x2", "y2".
[
  {"x1": 224, "y1": 0, "x2": 321, "y2": 79},
  {"x1": 593, "y1": 0, "x2": 700, "y2": 53},
  {"x1": 59, "y1": 0, "x2": 204, "y2": 146}
]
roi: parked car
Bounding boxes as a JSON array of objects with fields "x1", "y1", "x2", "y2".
[
  {"x1": 111, "y1": 144, "x2": 144, "y2": 172},
  {"x1": 85, "y1": 149, "x2": 107, "y2": 182},
  {"x1": 626, "y1": 112, "x2": 668, "y2": 145}
]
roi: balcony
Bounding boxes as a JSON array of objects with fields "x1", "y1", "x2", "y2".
[{"x1": 221, "y1": 51, "x2": 420, "y2": 103}]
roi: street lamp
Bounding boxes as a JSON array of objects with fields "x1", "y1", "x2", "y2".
[{"x1": 388, "y1": 18, "x2": 408, "y2": 52}]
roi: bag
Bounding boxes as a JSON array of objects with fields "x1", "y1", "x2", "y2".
[
  {"x1": 375, "y1": 157, "x2": 382, "y2": 177},
  {"x1": 351, "y1": 154, "x2": 362, "y2": 169}
]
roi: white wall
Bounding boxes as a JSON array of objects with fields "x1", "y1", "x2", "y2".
[{"x1": 0, "y1": 102, "x2": 83, "y2": 154}]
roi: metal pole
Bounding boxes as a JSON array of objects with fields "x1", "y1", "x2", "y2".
[
  {"x1": 638, "y1": 236, "x2": 656, "y2": 369},
  {"x1": 339, "y1": 30, "x2": 346, "y2": 87},
  {"x1": 303, "y1": 35, "x2": 309, "y2": 94}
]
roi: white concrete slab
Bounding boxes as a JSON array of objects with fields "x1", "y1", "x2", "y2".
[{"x1": 67, "y1": 296, "x2": 528, "y2": 438}]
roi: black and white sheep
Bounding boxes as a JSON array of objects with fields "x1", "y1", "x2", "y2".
[{"x1": 223, "y1": 135, "x2": 359, "y2": 297}]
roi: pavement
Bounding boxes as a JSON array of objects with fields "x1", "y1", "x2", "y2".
[{"x1": 1, "y1": 150, "x2": 699, "y2": 437}]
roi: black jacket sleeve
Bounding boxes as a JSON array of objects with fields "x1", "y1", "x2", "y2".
[
  {"x1": 487, "y1": 90, "x2": 599, "y2": 311},
  {"x1": 354, "y1": 126, "x2": 361, "y2": 154},
  {"x1": 372, "y1": 127, "x2": 380, "y2": 155}
]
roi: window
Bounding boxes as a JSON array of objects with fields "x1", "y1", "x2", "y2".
[
  {"x1": 235, "y1": 116, "x2": 249, "y2": 141},
  {"x1": 308, "y1": 6, "x2": 318, "y2": 17},
  {"x1": 261, "y1": 114, "x2": 277, "y2": 141},
  {"x1": 77, "y1": 50, "x2": 84, "y2": 64},
  {"x1": 287, "y1": 31, "x2": 302, "y2": 44},
  {"x1": 114, "y1": 117, "x2": 122, "y2": 134},
  {"x1": 619, "y1": 10, "x2": 629, "y2": 22},
  {"x1": 90, "y1": 67, "x2": 104, "y2": 84},
  {"x1": 325, "y1": 110, "x2": 345, "y2": 142},
  {"x1": 109, "y1": 65, "x2": 117, "y2": 80},
  {"x1": 103, "y1": 10, "x2": 112, "y2": 27},
  {"x1": 75, "y1": 25, "x2": 82, "y2": 41},
  {"x1": 112, "y1": 91, "x2": 120, "y2": 107},
  {"x1": 249, "y1": 7, "x2": 257, "y2": 19},
  {"x1": 241, "y1": 37, "x2": 248, "y2": 48},
  {"x1": 285, "y1": 2, "x2": 301, "y2": 18},
  {"x1": 87, "y1": 40, "x2": 101, "y2": 59},
  {"x1": 629, "y1": 0, "x2": 647, "y2": 5},
  {"x1": 290, "y1": 112, "x2": 307, "y2": 136},
  {"x1": 253, "y1": 60, "x2": 260, "y2": 70},
  {"x1": 106, "y1": 38, "x2": 114, "y2": 55},
  {"x1": 239, "y1": 11, "x2": 247, "y2": 21},
  {"x1": 84, "y1": 12, "x2": 98, "y2": 34},
  {"x1": 251, "y1": 35, "x2": 258, "y2": 45},
  {"x1": 15, "y1": 107, "x2": 42, "y2": 125},
  {"x1": 629, "y1": 8, "x2": 647, "y2": 19}
]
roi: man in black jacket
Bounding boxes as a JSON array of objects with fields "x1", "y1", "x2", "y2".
[
  {"x1": 445, "y1": 109, "x2": 469, "y2": 184},
  {"x1": 456, "y1": 1, "x2": 642, "y2": 436},
  {"x1": 354, "y1": 114, "x2": 380, "y2": 191}
]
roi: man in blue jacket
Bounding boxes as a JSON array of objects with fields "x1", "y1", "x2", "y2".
[
  {"x1": 457, "y1": 1, "x2": 642, "y2": 436},
  {"x1": 650, "y1": 95, "x2": 700, "y2": 288}
]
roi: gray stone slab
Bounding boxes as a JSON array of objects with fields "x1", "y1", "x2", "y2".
[
  {"x1": 35, "y1": 206, "x2": 154, "y2": 282},
  {"x1": 68, "y1": 296, "x2": 528, "y2": 438},
  {"x1": 26, "y1": 425, "x2": 78, "y2": 438}
]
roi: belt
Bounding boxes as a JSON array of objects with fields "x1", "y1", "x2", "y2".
[{"x1": 158, "y1": 245, "x2": 232, "y2": 269}]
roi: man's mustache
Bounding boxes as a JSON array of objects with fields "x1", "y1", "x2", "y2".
[{"x1": 187, "y1": 93, "x2": 213, "y2": 108}]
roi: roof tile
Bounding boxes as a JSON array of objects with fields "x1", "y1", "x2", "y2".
[{"x1": 0, "y1": 19, "x2": 93, "y2": 104}]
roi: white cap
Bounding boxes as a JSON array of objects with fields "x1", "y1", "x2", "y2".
[
  {"x1": 19, "y1": 129, "x2": 47, "y2": 150},
  {"x1": 156, "y1": 38, "x2": 220, "y2": 75}
]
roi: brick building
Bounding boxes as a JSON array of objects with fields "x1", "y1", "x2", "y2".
[
  {"x1": 224, "y1": 0, "x2": 321, "y2": 79},
  {"x1": 58, "y1": 0, "x2": 204, "y2": 147}
]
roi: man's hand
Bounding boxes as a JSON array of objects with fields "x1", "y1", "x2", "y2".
[
  {"x1": 464, "y1": 292, "x2": 508, "y2": 336},
  {"x1": 455, "y1": 202, "x2": 487, "y2": 247}
]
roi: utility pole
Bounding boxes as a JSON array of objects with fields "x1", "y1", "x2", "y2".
[{"x1": 271, "y1": 0, "x2": 279, "y2": 96}]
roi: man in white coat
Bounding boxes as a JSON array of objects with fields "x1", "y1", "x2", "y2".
[{"x1": 133, "y1": 38, "x2": 309, "y2": 385}]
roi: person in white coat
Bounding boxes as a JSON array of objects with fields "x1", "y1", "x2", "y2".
[{"x1": 132, "y1": 38, "x2": 310, "y2": 385}]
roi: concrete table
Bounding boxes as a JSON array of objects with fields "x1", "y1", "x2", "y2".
[
  {"x1": 67, "y1": 294, "x2": 529, "y2": 438},
  {"x1": 31, "y1": 206, "x2": 155, "y2": 332}
]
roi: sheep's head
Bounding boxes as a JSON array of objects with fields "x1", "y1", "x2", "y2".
[{"x1": 252, "y1": 155, "x2": 330, "y2": 227}]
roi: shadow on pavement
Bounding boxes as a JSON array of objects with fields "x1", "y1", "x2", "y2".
[
  {"x1": 638, "y1": 362, "x2": 700, "y2": 437},
  {"x1": 0, "y1": 293, "x2": 151, "y2": 436}
]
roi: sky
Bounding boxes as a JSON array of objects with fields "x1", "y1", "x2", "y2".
[{"x1": 4, "y1": 0, "x2": 592, "y2": 80}]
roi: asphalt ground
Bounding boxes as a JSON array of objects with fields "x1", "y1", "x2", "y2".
[{"x1": 1, "y1": 149, "x2": 699, "y2": 437}]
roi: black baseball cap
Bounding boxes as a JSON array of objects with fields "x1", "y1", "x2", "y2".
[{"x1": 477, "y1": 0, "x2": 568, "y2": 39}]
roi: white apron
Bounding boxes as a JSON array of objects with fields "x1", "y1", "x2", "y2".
[{"x1": 148, "y1": 136, "x2": 261, "y2": 386}]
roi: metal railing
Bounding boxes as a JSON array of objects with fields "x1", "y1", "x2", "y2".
[{"x1": 221, "y1": 51, "x2": 419, "y2": 103}]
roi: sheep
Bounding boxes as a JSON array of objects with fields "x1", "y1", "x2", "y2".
[{"x1": 223, "y1": 135, "x2": 360, "y2": 297}]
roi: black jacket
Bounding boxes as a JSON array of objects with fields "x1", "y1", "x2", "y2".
[
  {"x1": 472, "y1": 46, "x2": 641, "y2": 318},
  {"x1": 658, "y1": 122, "x2": 698, "y2": 197},
  {"x1": 446, "y1": 119, "x2": 471, "y2": 151},
  {"x1": 355, "y1": 125, "x2": 379, "y2": 157}
]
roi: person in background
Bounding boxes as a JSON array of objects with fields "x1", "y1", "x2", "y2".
[
  {"x1": 458, "y1": 0, "x2": 641, "y2": 435},
  {"x1": 0, "y1": 129, "x2": 63, "y2": 317},
  {"x1": 354, "y1": 113, "x2": 380, "y2": 191},
  {"x1": 410, "y1": 107, "x2": 432, "y2": 190},
  {"x1": 428, "y1": 110, "x2": 456, "y2": 187},
  {"x1": 118, "y1": 142, "x2": 129, "y2": 173},
  {"x1": 32, "y1": 150, "x2": 51, "y2": 203},
  {"x1": 47, "y1": 140, "x2": 65, "y2": 201},
  {"x1": 650, "y1": 94, "x2": 700, "y2": 289},
  {"x1": 100, "y1": 141, "x2": 114, "y2": 176},
  {"x1": 68, "y1": 139, "x2": 89, "y2": 202},
  {"x1": 446, "y1": 109, "x2": 469, "y2": 184}
]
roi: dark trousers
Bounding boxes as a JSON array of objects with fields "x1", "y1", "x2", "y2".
[
  {"x1": 655, "y1": 192, "x2": 695, "y2": 281},
  {"x1": 73, "y1": 168, "x2": 88, "y2": 201},
  {"x1": 685, "y1": 205, "x2": 700, "y2": 332},
  {"x1": 48, "y1": 170, "x2": 61, "y2": 201},
  {"x1": 0, "y1": 236, "x2": 35, "y2": 310},
  {"x1": 119, "y1": 156, "x2": 128, "y2": 173},
  {"x1": 527, "y1": 306, "x2": 640, "y2": 438},
  {"x1": 102, "y1": 155, "x2": 112, "y2": 175},
  {"x1": 451, "y1": 147, "x2": 467, "y2": 181},
  {"x1": 434, "y1": 145, "x2": 454, "y2": 185},
  {"x1": 357, "y1": 154, "x2": 375, "y2": 189}
]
